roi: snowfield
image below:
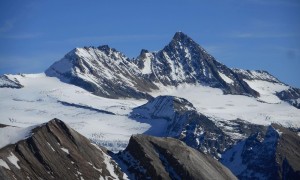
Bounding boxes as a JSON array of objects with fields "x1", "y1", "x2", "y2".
[
  {"x1": 0, "y1": 73, "x2": 149, "y2": 152},
  {"x1": 150, "y1": 83, "x2": 300, "y2": 128},
  {"x1": 0, "y1": 73, "x2": 300, "y2": 151}
]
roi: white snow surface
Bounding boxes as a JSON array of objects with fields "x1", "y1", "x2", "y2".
[
  {"x1": 0, "y1": 125, "x2": 37, "y2": 149},
  {"x1": 0, "y1": 73, "x2": 300, "y2": 152},
  {"x1": 244, "y1": 80, "x2": 289, "y2": 103},
  {"x1": 0, "y1": 73, "x2": 149, "y2": 152},
  {"x1": 0, "y1": 159, "x2": 10, "y2": 170},
  {"x1": 61, "y1": 147, "x2": 69, "y2": 154},
  {"x1": 150, "y1": 84, "x2": 300, "y2": 128},
  {"x1": 7, "y1": 152, "x2": 20, "y2": 169},
  {"x1": 140, "y1": 53, "x2": 152, "y2": 74},
  {"x1": 218, "y1": 72, "x2": 234, "y2": 84}
]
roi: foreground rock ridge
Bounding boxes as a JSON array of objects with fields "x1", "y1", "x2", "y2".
[
  {"x1": 0, "y1": 119, "x2": 125, "y2": 180},
  {"x1": 115, "y1": 134, "x2": 237, "y2": 180},
  {"x1": 44, "y1": 32, "x2": 300, "y2": 108},
  {"x1": 0, "y1": 119, "x2": 238, "y2": 180}
]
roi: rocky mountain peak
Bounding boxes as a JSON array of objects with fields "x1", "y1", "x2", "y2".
[
  {"x1": 172, "y1": 31, "x2": 193, "y2": 44},
  {"x1": 140, "y1": 49, "x2": 149, "y2": 55},
  {"x1": 98, "y1": 45, "x2": 116, "y2": 55},
  {"x1": 163, "y1": 31, "x2": 203, "y2": 55}
]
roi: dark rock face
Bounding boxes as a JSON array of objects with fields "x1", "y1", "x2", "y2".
[
  {"x1": 274, "y1": 124, "x2": 300, "y2": 179},
  {"x1": 276, "y1": 88, "x2": 300, "y2": 109},
  {"x1": 0, "y1": 119, "x2": 125, "y2": 180},
  {"x1": 0, "y1": 75, "x2": 23, "y2": 89},
  {"x1": 115, "y1": 134, "x2": 237, "y2": 180},
  {"x1": 221, "y1": 124, "x2": 300, "y2": 180},
  {"x1": 130, "y1": 95, "x2": 234, "y2": 159}
]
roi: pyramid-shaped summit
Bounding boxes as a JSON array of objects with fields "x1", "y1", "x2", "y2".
[{"x1": 172, "y1": 31, "x2": 192, "y2": 42}]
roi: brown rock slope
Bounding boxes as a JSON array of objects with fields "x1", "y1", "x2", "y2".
[
  {"x1": 0, "y1": 119, "x2": 125, "y2": 180},
  {"x1": 116, "y1": 134, "x2": 237, "y2": 180}
]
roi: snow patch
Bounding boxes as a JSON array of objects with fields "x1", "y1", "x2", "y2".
[
  {"x1": 47, "y1": 142, "x2": 55, "y2": 151},
  {"x1": 7, "y1": 152, "x2": 20, "y2": 169},
  {"x1": 140, "y1": 53, "x2": 152, "y2": 74},
  {"x1": 244, "y1": 80, "x2": 289, "y2": 103},
  {"x1": 0, "y1": 159, "x2": 10, "y2": 170},
  {"x1": 218, "y1": 72, "x2": 234, "y2": 84},
  {"x1": 61, "y1": 147, "x2": 69, "y2": 154},
  {"x1": 275, "y1": 129, "x2": 283, "y2": 136},
  {"x1": 0, "y1": 125, "x2": 36, "y2": 149}
]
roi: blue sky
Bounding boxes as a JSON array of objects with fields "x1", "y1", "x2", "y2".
[{"x1": 0, "y1": 0, "x2": 299, "y2": 87}]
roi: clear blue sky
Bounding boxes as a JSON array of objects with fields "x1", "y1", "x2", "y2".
[{"x1": 0, "y1": 0, "x2": 299, "y2": 87}]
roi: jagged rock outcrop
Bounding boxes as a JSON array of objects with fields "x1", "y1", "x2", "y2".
[
  {"x1": 0, "y1": 119, "x2": 125, "y2": 180},
  {"x1": 115, "y1": 134, "x2": 237, "y2": 180},
  {"x1": 0, "y1": 75, "x2": 23, "y2": 89},
  {"x1": 221, "y1": 124, "x2": 300, "y2": 180},
  {"x1": 276, "y1": 87, "x2": 300, "y2": 109}
]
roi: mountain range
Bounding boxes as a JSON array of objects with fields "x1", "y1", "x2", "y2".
[{"x1": 1, "y1": 32, "x2": 300, "y2": 179}]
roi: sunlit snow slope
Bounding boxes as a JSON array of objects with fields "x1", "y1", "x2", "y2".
[
  {"x1": 0, "y1": 73, "x2": 149, "y2": 152},
  {"x1": 150, "y1": 84, "x2": 300, "y2": 128}
]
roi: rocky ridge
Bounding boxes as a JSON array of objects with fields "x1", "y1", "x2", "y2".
[
  {"x1": 115, "y1": 134, "x2": 237, "y2": 180},
  {"x1": 45, "y1": 32, "x2": 300, "y2": 108},
  {"x1": 0, "y1": 119, "x2": 125, "y2": 180}
]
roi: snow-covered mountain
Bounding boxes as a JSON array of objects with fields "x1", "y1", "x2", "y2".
[
  {"x1": 44, "y1": 32, "x2": 300, "y2": 109},
  {"x1": 1, "y1": 32, "x2": 300, "y2": 179},
  {"x1": 45, "y1": 45, "x2": 157, "y2": 99}
]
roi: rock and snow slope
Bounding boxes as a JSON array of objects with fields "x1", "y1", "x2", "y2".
[
  {"x1": 46, "y1": 45, "x2": 157, "y2": 99},
  {"x1": 0, "y1": 119, "x2": 125, "y2": 180},
  {"x1": 0, "y1": 119, "x2": 237, "y2": 180},
  {"x1": 44, "y1": 32, "x2": 300, "y2": 108}
]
